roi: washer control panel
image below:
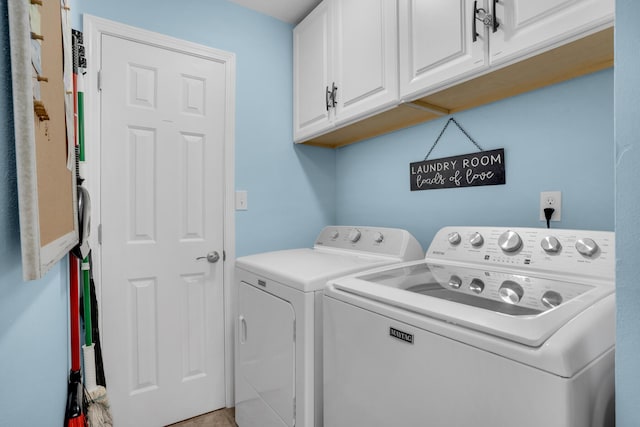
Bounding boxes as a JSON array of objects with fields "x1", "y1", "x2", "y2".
[
  {"x1": 315, "y1": 226, "x2": 424, "y2": 260},
  {"x1": 421, "y1": 262, "x2": 595, "y2": 314},
  {"x1": 426, "y1": 226, "x2": 615, "y2": 281}
]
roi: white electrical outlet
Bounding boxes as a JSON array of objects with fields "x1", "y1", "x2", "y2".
[
  {"x1": 236, "y1": 190, "x2": 248, "y2": 211},
  {"x1": 539, "y1": 191, "x2": 561, "y2": 222}
]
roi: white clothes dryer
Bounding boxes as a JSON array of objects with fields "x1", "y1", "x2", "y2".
[
  {"x1": 234, "y1": 226, "x2": 423, "y2": 427},
  {"x1": 324, "y1": 226, "x2": 615, "y2": 427}
]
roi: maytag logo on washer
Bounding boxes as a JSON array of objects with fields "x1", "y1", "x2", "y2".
[{"x1": 389, "y1": 327, "x2": 414, "y2": 344}]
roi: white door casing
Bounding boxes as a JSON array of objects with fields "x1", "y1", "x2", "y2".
[{"x1": 83, "y1": 16, "x2": 236, "y2": 426}]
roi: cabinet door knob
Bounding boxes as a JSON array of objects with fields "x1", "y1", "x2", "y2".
[
  {"x1": 326, "y1": 85, "x2": 331, "y2": 111},
  {"x1": 472, "y1": 1, "x2": 480, "y2": 42},
  {"x1": 330, "y1": 82, "x2": 338, "y2": 107}
]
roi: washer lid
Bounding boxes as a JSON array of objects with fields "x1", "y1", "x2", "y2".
[
  {"x1": 331, "y1": 260, "x2": 614, "y2": 347},
  {"x1": 236, "y1": 248, "x2": 400, "y2": 292}
]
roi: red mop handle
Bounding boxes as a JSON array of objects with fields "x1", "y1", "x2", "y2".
[{"x1": 70, "y1": 255, "x2": 81, "y2": 372}]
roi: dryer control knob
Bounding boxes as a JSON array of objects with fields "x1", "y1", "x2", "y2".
[
  {"x1": 448, "y1": 232, "x2": 461, "y2": 245},
  {"x1": 469, "y1": 232, "x2": 484, "y2": 247},
  {"x1": 330, "y1": 230, "x2": 340, "y2": 240},
  {"x1": 541, "y1": 290, "x2": 563, "y2": 309},
  {"x1": 575, "y1": 238, "x2": 598, "y2": 257},
  {"x1": 541, "y1": 236, "x2": 561, "y2": 253},
  {"x1": 469, "y1": 278, "x2": 485, "y2": 294},
  {"x1": 348, "y1": 228, "x2": 362, "y2": 243},
  {"x1": 498, "y1": 230, "x2": 522, "y2": 253},
  {"x1": 373, "y1": 232, "x2": 384, "y2": 243},
  {"x1": 448, "y1": 275, "x2": 462, "y2": 289},
  {"x1": 499, "y1": 281, "x2": 524, "y2": 304}
]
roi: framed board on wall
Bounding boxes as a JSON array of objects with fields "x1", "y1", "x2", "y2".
[{"x1": 8, "y1": 0, "x2": 78, "y2": 280}]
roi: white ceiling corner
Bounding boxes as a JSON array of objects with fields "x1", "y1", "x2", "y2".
[{"x1": 228, "y1": 0, "x2": 321, "y2": 24}]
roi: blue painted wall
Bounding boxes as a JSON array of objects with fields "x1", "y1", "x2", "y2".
[
  {"x1": 2, "y1": 0, "x2": 635, "y2": 425},
  {"x1": 615, "y1": 0, "x2": 640, "y2": 425},
  {"x1": 337, "y1": 69, "x2": 614, "y2": 250},
  {"x1": 0, "y1": 1, "x2": 69, "y2": 425},
  {"x1": 72, "y1": 0, "x2": 337, "y2": 257}
]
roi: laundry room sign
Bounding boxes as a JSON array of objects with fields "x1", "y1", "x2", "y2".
[{"x1": 410, "y1": 148, "x2": 506, "y2": 191}]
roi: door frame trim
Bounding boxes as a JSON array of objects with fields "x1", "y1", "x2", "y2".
[{"x1": 83, "y1": 15, "x2": 237, "y2": 406}]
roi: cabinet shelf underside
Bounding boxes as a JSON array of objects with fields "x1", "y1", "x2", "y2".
[{"x1": 301, "y1": 27, "x2": 613, "y2": 149}]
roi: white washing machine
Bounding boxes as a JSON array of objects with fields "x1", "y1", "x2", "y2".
[
  {"x1": 234, "y1": 226, "x2": 423, "y2": 427},
  {"x1": 324, "y1": 226, "x2": 615, "y2": 427}
]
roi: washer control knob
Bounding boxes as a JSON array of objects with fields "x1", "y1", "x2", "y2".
[
  {"x1": 373, "y1": 232, "x2": 384, "y2": 243},
  {"x1": 499, "y1": 281, "x2": 524, "y2": 304},
  {"x1": 541, "y1": 290, "x2": 563, "y2": 309},
  {"x1": 448, "y1": 275, "x2": 462, "y2": 289},
  {"x1": 469, "y1": 232, "x2": 484, "y2": 247},
  {"x1": 541, "y1": 236, "x2": 561, "y2": 253},
  {"x1": 330, "y1": 230, "x2": 340, "y2": 240},
  {"x1": 498, "y1": 230, "x2": 522, "y2": 253},
  {"x1": 348, "y1": 228, "x2": 362, "y2": 243},
  {"x1": 575, "y1": 238, "x2": 598, "y2": 257},
  {"x1": 448, "y1": 232, "x2": 461, "y2": 245},
  {"x1": 469, "y1": 279, "x2": 485, "y2": 294}
]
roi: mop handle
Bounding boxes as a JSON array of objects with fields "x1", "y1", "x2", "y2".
[
  {"x1": 70, "y1": 256, "x2": 81, "y2": 372},
  {"x1": 82, "y1": 257, "x2": 92, "y2": 346}
]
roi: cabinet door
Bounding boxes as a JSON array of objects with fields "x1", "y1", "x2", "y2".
[
  {"x1": 399, "y1": 0, "x2": 487, "y2": 99},
  {"x1": 489, "y1": 0, "x2": 614, "y2": 65},
  {"x1": 333, "y1": 0, "x2": 399, "y2": 124},
  {"x1": 293, "y1": 1, "x2": 333, "y2": 142}
]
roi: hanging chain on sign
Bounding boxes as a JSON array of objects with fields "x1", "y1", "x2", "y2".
[{"x1": 409, "y1": 117, "x2": 506, "y2": 191}]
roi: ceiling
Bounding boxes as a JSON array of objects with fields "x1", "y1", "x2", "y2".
[{"x1": 228, "y1": 0, "x2": 322, "y2": 24}]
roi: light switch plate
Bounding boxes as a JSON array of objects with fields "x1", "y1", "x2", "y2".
[{"x1": 236, "y1": 190, "x2": 248, "y2": 211}]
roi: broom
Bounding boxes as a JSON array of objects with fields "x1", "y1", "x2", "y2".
[
  {"x1": 65, "y1": 28, "x2": 87, "y2": 427},
  {"x1": 82, "y1": 254, "x2": 113, "y2": 427},
  {"x1": 65, "y1": 255, "x2": 86, "y2": 427}
]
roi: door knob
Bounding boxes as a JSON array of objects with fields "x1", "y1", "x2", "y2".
[{"x1": 196, "y1": 251, "x2": 220, "y2": 263}]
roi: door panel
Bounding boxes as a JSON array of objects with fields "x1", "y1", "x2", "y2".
[
  {"x1": 334, "y1": 0, "x2": 398, "y2": 123},
  {"x1": 293, "y1": 1, "x2": 333, "y2": 141},
  {"x1": 100, "y1": 33, "x2": 226, "y2": 427},
  {"x1": 236, "y1": 282, "x2": 295, "y2": 427},
  {"x1": 399, "y1": 0, "x2": 487, "y2": 98},
  {"x1": 490, "y1": 0, "x2": 614, "y2": 65}
]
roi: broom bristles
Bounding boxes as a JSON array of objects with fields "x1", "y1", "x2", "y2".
[
  {"x1": 67, "y1": 414, "x2": 86, "y2": 427},
  {"x1": 86, "y1": 386, "x2": 113, "y2": 427}
]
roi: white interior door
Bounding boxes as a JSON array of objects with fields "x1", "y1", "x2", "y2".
[{"x1": 99, "y1": 33, "x2": 227, "y2": 427}]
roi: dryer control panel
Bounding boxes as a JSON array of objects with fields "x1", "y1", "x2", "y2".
[
  {"x1": 426, "y1": 226, "x2": 615, "y2": 283},
  {"x1": 314, "y1": 226, "x2": 424, "y2": 260}
]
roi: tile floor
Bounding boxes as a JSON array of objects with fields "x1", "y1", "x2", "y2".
[{"x1": 167, "y1": 408, "x2": 238, "y2": 427}]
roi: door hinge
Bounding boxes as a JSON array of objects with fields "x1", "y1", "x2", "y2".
[
  {"x1": 97, "y1": 70, "x2": 102, "y2": 91},
  {"x1": 97, "y1": 223, "x2": 102, "y2": 245}
]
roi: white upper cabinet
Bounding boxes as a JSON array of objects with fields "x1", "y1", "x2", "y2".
[
  {"x1": 293, "y1": 0, "x2": 399, "y2": 143},
  {"x1": 332, "y1": 0, "x2": 399, "y2": 125},
  {"x1": 293, "y1": 1, "x2": 332, "y2": 141},
  {"x1": 399, "y1": 0, "x2": 613, "y2": 100},
  {"x1": 490, "y1": 0, "x2": 614, "y2": 65},
  {"x1": 399, "y1": 0, "x2": 487, "y2": 98}
]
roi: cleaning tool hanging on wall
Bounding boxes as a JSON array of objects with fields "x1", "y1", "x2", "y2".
[
  {"x1": 82, "y1": 255, "x2": 113, "y2": 427},
  {"x1": 64, "y1": 255, "x2": 86, "y2": 427}
]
